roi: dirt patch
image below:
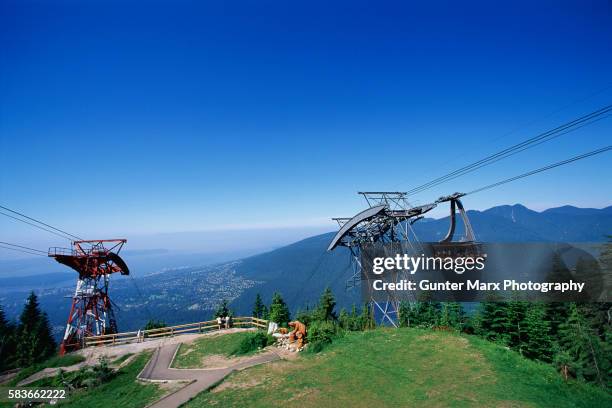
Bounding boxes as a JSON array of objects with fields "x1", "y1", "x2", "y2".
[
  {"x1": 198, "y1": 353, "x2": 265, "y2": 369},
  {"x1": 213, "y1": 377, "x2": 264, "y2": 393},
  {"x1": 419, "y1": 333, "x2": 439, "y2": 341},
  {"x1": 287, "y1": 388, "x2": 321, "y2": 402}
]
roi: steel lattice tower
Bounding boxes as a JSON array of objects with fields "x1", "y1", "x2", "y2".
[
  {"x1": 328, "y1": 192, "x2": 479, "y2": 326},
  {"x1": 49, "y1": 239, "x2": 129, "y2": 354}
]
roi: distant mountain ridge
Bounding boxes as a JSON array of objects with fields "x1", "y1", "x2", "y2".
[
  {"x1": 2, "y1": 203, "x2": 610, "y2": 336},
  {"x1": 229, "y1": 203, "x2": 612, "y2": 313}
]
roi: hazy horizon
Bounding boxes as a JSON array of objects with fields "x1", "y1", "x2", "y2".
[{"x1": 1, "y1": 201, "x2": 609, "y2": 267}]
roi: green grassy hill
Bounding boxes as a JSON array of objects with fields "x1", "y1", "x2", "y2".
[
  {"x1": 4, "y1": 329, "x2": 609, "y2": 408},
  {"x1": 184, "y1": 329, "x2": 611, "y2": 408}
]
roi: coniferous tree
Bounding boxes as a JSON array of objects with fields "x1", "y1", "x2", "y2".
[
  {"x1": 545, "y1": 302, "x2": 570, "y2": 338},
  {"x1": 449, "y1": 302, "x2": 465, "y2": 329},
  {"x1": 269, "y1": 292, "x2": 290, "y2": 326},
  {"x1": 349, "y1": 304, "x2": 361, "y2": 331},
  {"x1": 398, "y1": 301, "x2": 411, "y2": 328},
  {"x1": 422, "y1": 301, "x2": 441, "y2": 327},
  {"x1": 523, "y1": 303, "x2": 552, "y2": 361},
  {"x1": 338, "y1": 308, "x2": 350, "y2": 329},
  {"x1": 553, "y1": 346, "x2": 573, "y2": 381},
  {"x1": 360, "y1": 302, "x2": 375, "y2": 330},
  {"x1": 0, "y1": 304, "x2": 17, "y2": 371},
  {"x1": 295, "y1": 305, "x2": 313, "y2": 326},
  {"x1": 214, "y1": 299, "x2": 231, "y2": 318},
  {"x1": 252, "y1": 293, "x2": 266, "y2": 319},
  {"x1": 261, "y1": 303, "x2": 269, "y2": 320},
  {"x1": 439, "y1": 302, "x2": 465, "y2": 330},
  {"x1": 17, "y1": 292, "x2": 56, "y2": 367},
  {"x1": 506, "y1": 299, "x2": 528, "y2": 354},
  {"x1": 558, "y1": 303, "x2": 607, "y2": 386},
  {"x1": 412, "y1": 292, "x2": 441, "y2": 327},
  {"x1": 315, "y1": 287, "x2": 337, "y2": 322},
  {"x1": 143, "y1": 319, "x2": 166, "y2": 330},
  {"x1": 478, "y1": 297, "x2": 509, "y2": 343}
]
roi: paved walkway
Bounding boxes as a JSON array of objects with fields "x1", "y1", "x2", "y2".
[{"x1": 140, "y1": 343, "x2": 280, "y2": 408}]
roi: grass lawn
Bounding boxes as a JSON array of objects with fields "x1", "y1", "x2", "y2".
[
  {"x1": 184, "y1": 328, "x2": 612, "y2": 408},
  {"x1": 173, "y1": 331, "x2": 255, "y2": 368}
]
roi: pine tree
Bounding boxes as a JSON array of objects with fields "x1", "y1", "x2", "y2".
[
  {"x1": 269, "y1": 292, "x2": 290, "y2": 326},
  {"x1": 17, "y1": 292, "x2": 56, "y2": 366},
  {"x1": 261, "y1": 304, "x2": 269, "y2": 320},
  {"x1": 349, "y1": 304, "x2": 361, "y2": 331},
  {"x1": 558, "y1": 303, "x2": 607, "y2": 386},
  {"x1": 439, "y1": 302, "x2": 465, "y2": 330},
  {"x1": 315, "y1": 287, "x2": 337, "y2": 322},
  {"x1": 478, "y1": 297, "x2": 509, "y2": 343},
  {"x1": 413, "y1": 291, "x2": 440, "y2": 327},
  {"x1": 338, "y1": 308, "x2": 350, "y2": 329},
  {"x1": 360, "y1": 302, "x2": 375, "y2": 330},
  {"x1": 417, "y1": 301, "x2": 441, "y2": 327},
  {"x1": 545, "y1": 302, "x2": 570, "y2": 338},
  {"x1": 214, "y1": 299, "x2": 230, "y2": 318},
  {"x1": 398, "y1": 301, "x2": 411, "y2": 328},
  {"x1": 143, "y1": 319, "x2": 166, "y2": 330},
  {"x1": 587, "y1": 302, "x2": 610, "y2": 331},
  {"x1": 295, "y1": 305, "x2": 313, "y2": 326},
  {"x1": 252, "y1": 293, "x2": 266, "y2": 319},
  {"x1": 506, "y1": 299, "x2": 528, "y2": 354},
  {"x1": 523, "y1": 303, "x2": 552, "y2": 361},
  {"x1": 0, "y1": 304, "x2": 17, "y2": 371}
]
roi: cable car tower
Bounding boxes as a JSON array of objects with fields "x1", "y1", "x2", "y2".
[
  {"x1": 49, "y1": 239, "x2": 129, "y2": 354},
  {"x1": 328, "y1": 191, "x2": 479, "y2": 326},
  {"x1": 328, "y1": 192, "x2": 436, "y2": 326}
]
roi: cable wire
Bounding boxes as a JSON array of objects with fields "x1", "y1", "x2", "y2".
[
  {"x1": 391, "y1": 84, "x2": 612, "y2": 192},
  {"x1": 405, "y1": 105, "x2": 612, "y2": 196},
  {"x1": 0, "y1": 241, "x2": 47, "y2": 254},
  {"x1": 0, "y1": 244, "x2": 46, "y2": 257},
  {"x1": 466, "y1": 146, "x2": 612, "y2": 196},
  {"x1": 410, "y1": 113, "x2": 610, "y2": 195},
  {"x1": 0, "y1": 210, "x2": 75, "y2": 241},
  {"x1": 0, "y1": 205, "x2": 83, "y2": 241}
]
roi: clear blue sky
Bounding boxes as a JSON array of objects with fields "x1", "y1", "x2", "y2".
[{"x1": 1, "y1": 1, "x2": 611, "y2": 253}]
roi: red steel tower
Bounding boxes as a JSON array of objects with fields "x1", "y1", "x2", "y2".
[{"x1": 49, "y1": 239, "x2": 129, "y2": 354}]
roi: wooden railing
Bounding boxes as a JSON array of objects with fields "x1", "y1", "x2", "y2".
[{"x1": 82, "y1": 316, "x2": 269, "y2": 348}]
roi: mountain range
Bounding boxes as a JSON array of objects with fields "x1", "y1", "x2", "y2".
[
  {"x1": 1, "y1": 203, "x2": 610, "y2": 338},
  {"x1": 228, "y1": 203, "x2": 612, "y2": 314}
]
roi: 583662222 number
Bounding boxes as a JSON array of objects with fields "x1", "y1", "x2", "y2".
[{"x1": 2, "y1": 387, "x2": 68, "y2": 402}]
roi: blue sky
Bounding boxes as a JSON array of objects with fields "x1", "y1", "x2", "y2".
[{"x1": 1, "y1": 1, "x2": 611, "y2": 254}]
